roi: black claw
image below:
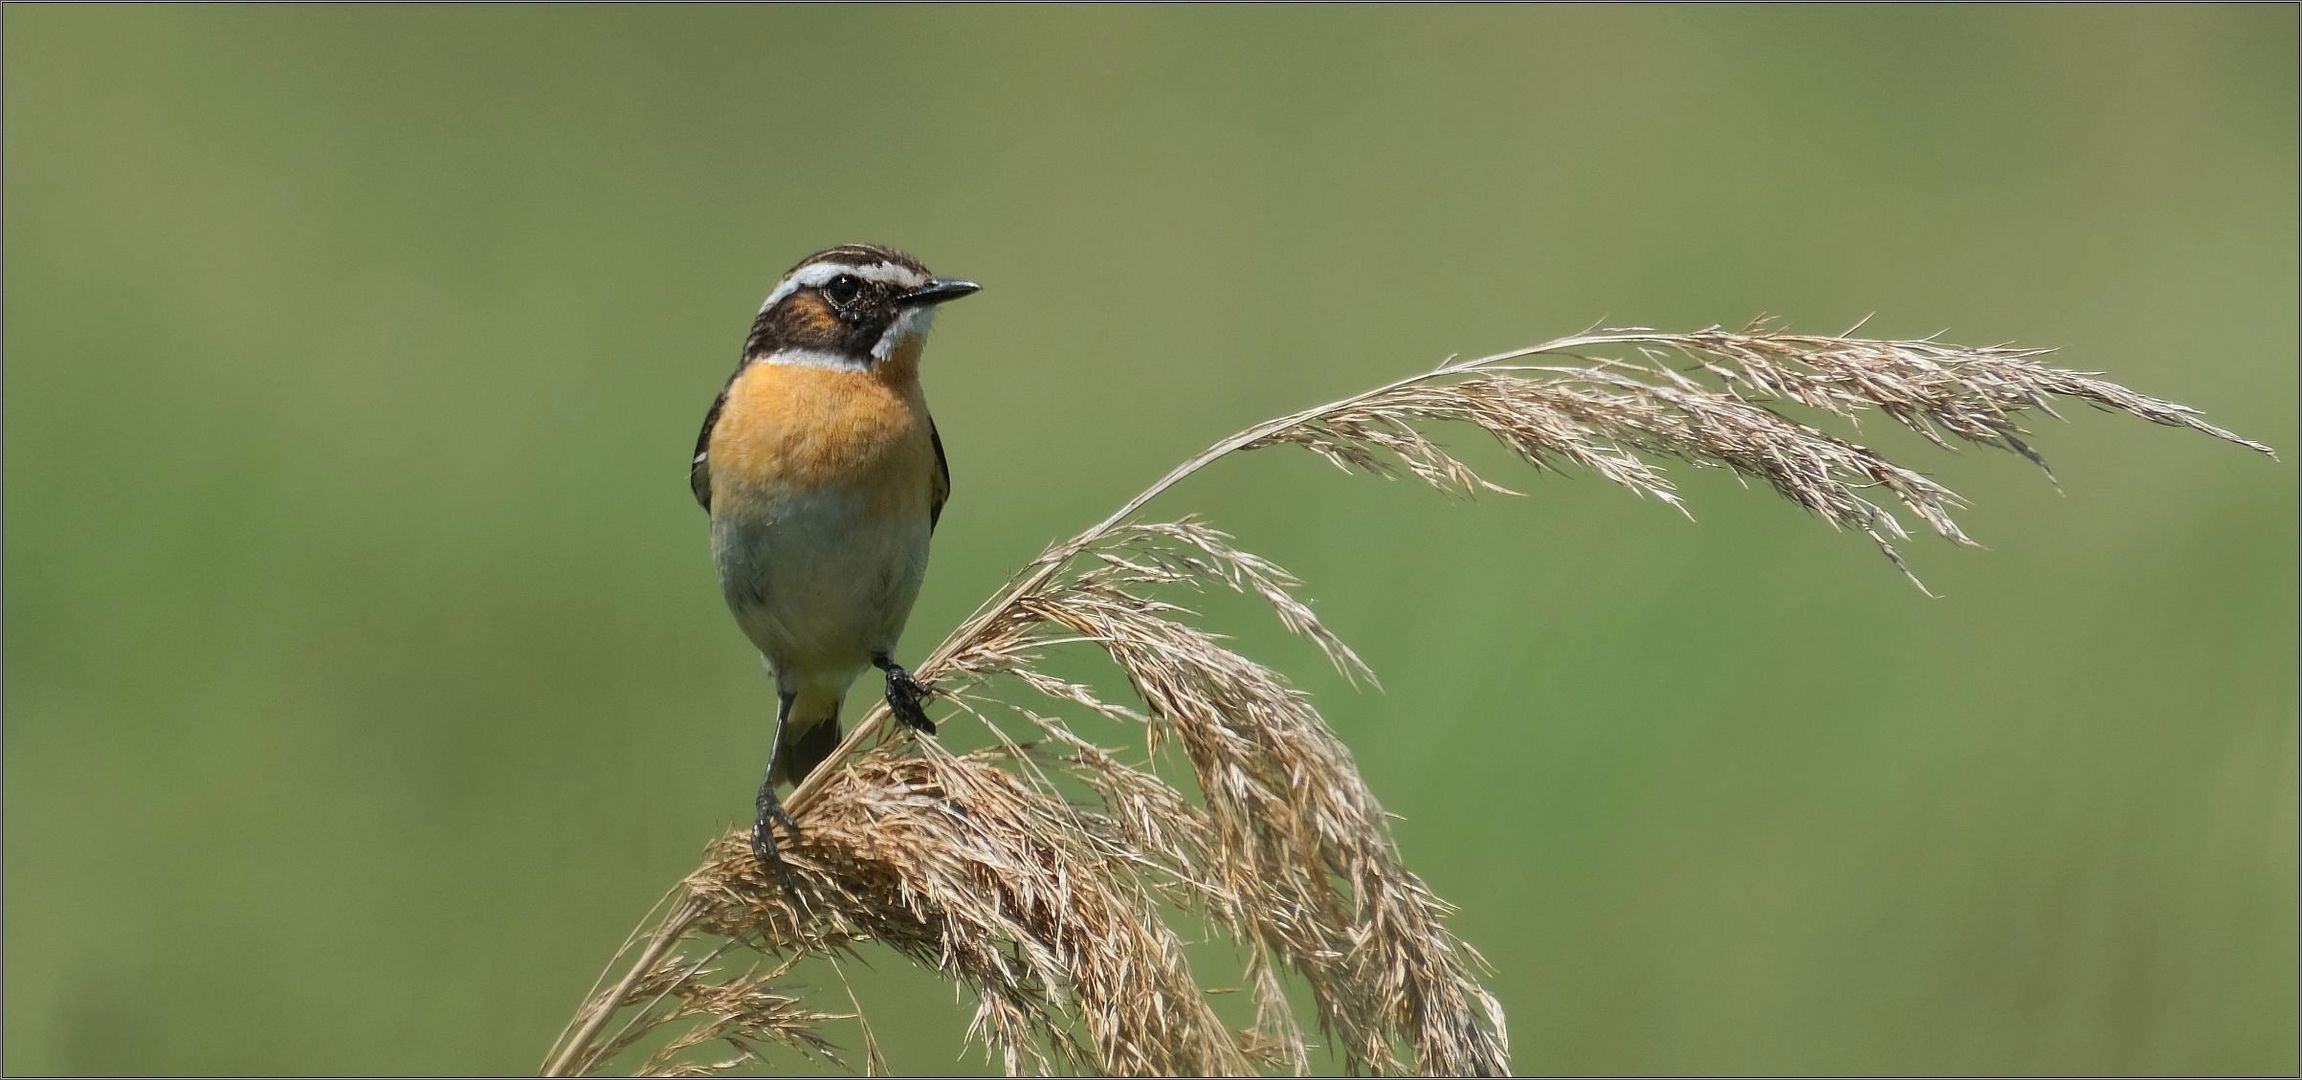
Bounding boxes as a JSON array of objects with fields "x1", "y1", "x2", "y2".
[
  {"x1": 876, "y1": 657, "x2": 938, "y2": 736},
  {"x1": 887, "y1": 672, "x2": 936, "y2": 735},
  {"x1": 752, "y1": 789, "x2": 801, "y2": 894}
]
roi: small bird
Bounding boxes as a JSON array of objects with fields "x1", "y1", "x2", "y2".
[{"x1": 690, "y1": 243, "x2": 978, "y2": 878}]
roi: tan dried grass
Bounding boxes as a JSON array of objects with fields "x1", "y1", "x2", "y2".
[{"x1": 542, "y1": 322, "x2": 2268, "y2": 1077}]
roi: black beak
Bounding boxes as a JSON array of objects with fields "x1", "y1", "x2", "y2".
[{"x1": 898, "y1": 278, "x2": 981, "y2": 306}]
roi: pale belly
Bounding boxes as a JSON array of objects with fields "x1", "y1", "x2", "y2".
[{"x1": 713, "y1": 486, "x2": 931, "y2": 695}]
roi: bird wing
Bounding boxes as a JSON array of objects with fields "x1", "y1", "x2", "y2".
[
  {"x1": 929, "y1": 416, "x2": 951, "y2": 533},
  {"x1": 691, "y1": 382, "x2": 728, "y2": 511}
]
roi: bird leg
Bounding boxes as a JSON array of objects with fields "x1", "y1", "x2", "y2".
[
  {"x1": 751, "y1": 690, "x2": 801, "y2": 893},
  {"x1": 873, "y1": 654, "x2": 938, "y2": 736}
]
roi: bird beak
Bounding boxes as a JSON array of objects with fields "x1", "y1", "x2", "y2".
[{"x1": 898, "y1": 278, "x2": 981, "y2": 306}]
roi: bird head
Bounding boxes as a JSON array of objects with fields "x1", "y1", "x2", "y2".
[{"x1": 742, "y1": 243, "x2": 980, "y2": 372}]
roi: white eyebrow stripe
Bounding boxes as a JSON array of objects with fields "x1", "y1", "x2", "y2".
[
  {"x1": 758, "y1": 347, "x2": 872, "y2": 372},
  {"x1": 757, "y1": 260, "x2": 929, "y2": 312}
]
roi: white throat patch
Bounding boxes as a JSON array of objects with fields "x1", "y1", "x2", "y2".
[{"x1": 872, "y1": 305, "x2": 938, "y2": 361}]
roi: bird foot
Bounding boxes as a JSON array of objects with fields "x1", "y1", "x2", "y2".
[
  {"x1": 878, "y1": 660, "x2": 938, "y2": 736},
  {"x1": 751, "y1": 789, "x2": 802, "y2": 895}
]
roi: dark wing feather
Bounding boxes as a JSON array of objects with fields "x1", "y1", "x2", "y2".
[
  {"x1": 929, "y1": 417, "x2": 951, "y2": 532},
  {"x1": 691, "y1": 384, "x2": 728, "y2": 511}
]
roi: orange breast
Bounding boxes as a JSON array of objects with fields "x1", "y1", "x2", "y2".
[{"x1": 708, "y1": 360, "x2": 934, "y2": 512}]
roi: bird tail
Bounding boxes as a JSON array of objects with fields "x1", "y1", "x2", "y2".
[{"x1": 773, "y1": 691, "x2": 844, "y2": 787}]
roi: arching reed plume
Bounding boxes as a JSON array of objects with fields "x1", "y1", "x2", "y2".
[{"x1": 542, "y1": 321, "x2": 2269, "y2": 1077}]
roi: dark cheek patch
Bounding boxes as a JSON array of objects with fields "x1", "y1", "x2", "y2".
[
  {"x1": 743, "y1": 280, "x2": 907, "y2": 364},
  {"x1": 747, "y1": 294, "x2": 846, "y2": 356},
  {"x1": 789, "y1": 295, "x2": 845, "y2": 340},
  {"x1": 847, "y1": 310, "x2": 896, "y2": 357}
]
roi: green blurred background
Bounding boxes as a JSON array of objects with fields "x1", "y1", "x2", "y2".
[{"x1": 5, "y1": 5, "x2": 2294, "y2": 1075}]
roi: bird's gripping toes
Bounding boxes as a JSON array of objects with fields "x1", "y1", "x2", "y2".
[{"x1": 689, "y1": 243, "x2": 978, "y2": 885}]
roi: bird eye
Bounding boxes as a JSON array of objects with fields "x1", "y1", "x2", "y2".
[{"x1": 823, "y1": 274, "x2": 863, "y2": 306}]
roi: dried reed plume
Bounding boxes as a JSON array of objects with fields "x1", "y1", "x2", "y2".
[{"x1": 542, "y1": 322, "x2": 2269, "y2": 1077}]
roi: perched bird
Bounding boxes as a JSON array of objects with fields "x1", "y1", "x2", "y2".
[{"x1": 690, "y1": 243, "x2": 978, "y2": 877}]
